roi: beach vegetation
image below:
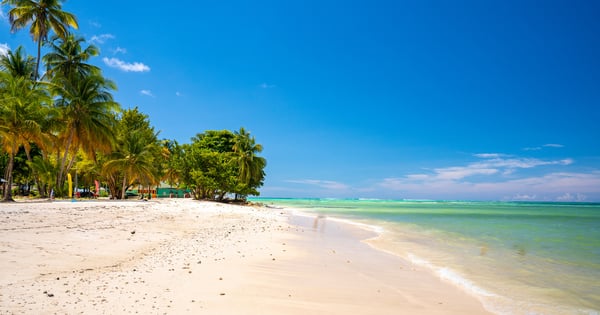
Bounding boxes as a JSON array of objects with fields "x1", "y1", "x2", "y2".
[
  {"x1": 179, "y1": 130, "x2": 266, "y2": 201},
  {"x1": 2, "y1": 0, "x2": 78, "y2": 80},
  {"x1": 102, "y1": 107, "x2": 160, "y2": 199},
  {"x1": 0, "y1": 49, "x2": 49, "y2": 200},
  {"x1": 0, "y1": 3, "x2": 267, "y2": 201}
]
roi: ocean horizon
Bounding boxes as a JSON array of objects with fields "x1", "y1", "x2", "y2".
[{"x1": 251, "y1": 197, "x2": 600, "y2": 315}]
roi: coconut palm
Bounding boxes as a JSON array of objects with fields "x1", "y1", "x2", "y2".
[
  {"x1": 3, "y1": 0, "x2": 78, "y2": 80},
  {"x1": 1, "y1": 46, "x2": 56, "y2": 197},
  {"x1": 103, "y1": 131, "x2": 157, "y2": 199},
  {"x1": 159, "y1": 139, "x2": 181, "y2": 188},
  {"x1": 232, "y1": 127, "x2": 266, "y2": 186},
  {"x1": 0, "y1": 73, "x2": 49, "y2": 201},
  {"x1": 48, "y1": 73, "x2": 119, "y2": 188},
  {"x1": 43, "y1": 34, "x2": 100, "y2": 80},
  {"x1": 28, "y1": 154, "x2": 57, "y2": 197},
  {"x1": 0, "y1": 45, "x2": 36, "y2": 78}
]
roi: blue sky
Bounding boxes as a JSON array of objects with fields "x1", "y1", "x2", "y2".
[{"x1": 2, "y1": 1, "x2": 600, "y2": 201}]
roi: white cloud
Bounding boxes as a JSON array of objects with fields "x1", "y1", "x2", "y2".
[
  {"x1": 0, "y1": 43, "x2": 9, "y2": 56},
  {"x1": 0, "y1": 7, "x2": 7, "y2": 22},
  {"x1": 473, "y1": 153, "x2": 504, "y2": 158},
  {"x1": 90, "y1": 34, "x2": 115, "y2": 44},
  {"x1": 175, "y1": 91, "x2": 182, "y2": 97},
  {"x1": 374, "y1": 153, "x2": 595, "y2": 200},
  {"x1": 260, "y1": 83, "x2": 276, "y2": 89},
  {"x1": 140, "y1": 90, "x2": 154, "y2": 97},
  {"x1": 556, "y1": 193, "x2": 587, "y2": 202},
  {"x1": 112, "y1": 47, "x2": 127, "y2": 55},
  {"x1": 543, "y1": 143, "x2": 564, "y2": 148},
  {"x1": 103, "y1": 57, "x2": 150, "y2": 72},
  {"x1": 89, "y1": 21, "x2": 102, "y2": 28},
  {"x1": 433, "y1": 166, "x2": 498, "y2": 180},
  {"x1": 378, "y1": 171, "x2": 600, "y2": 201},
  {"x1": 512, "y1": 194, "x2": 537, "y2": 201},
  {"x1": 524, "y1": 143, "x2": 564, "y2": 151},
  {"x1": 472, "y1": 157, "x2": 573, "y2": 170},
  {"x1": 379, "y1": 171, "x2": 600, "y2": 201},
  {"x1": 412, "y1": 156, "x2": 573, "y2": 182},
  {"x1": 286, "y1": 179, "x2": 349, "y2": 190}
]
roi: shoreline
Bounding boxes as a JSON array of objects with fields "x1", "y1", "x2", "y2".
[
  {"x1": 285, "y1": 206, "x2": 498, "y2": 313},
  {"x1": 266, "y1": 199, "x2": 600, "y2": 315},
  {"x1": 0, "y1": 199, "x2": 490, "y2": 314}
]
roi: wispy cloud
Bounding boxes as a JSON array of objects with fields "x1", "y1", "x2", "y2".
[
  {"x1": 0, "y1": 43, "x2": 9, "y2": 56},
  {"x1": 544, "y1": 143, "x2": 564, "y2": 148},
  {"x1": 379, "y1": 171, "x2": 600, "y2": 201},
  {"x1": 473, "y1": 153, "x2": 504, "y2": 158},
  {"x1": 524, "y1": 143, "x2": 565, "y2": 151},
  {"x1": 112, "y1": 47, "x2": 127, "y2": 55},
  {"x1": 260, "y1": 83, "x2": 276, "y2": 89},
  {"x1": 89, "y1": 20, "x2": 102, "y2": 28},
  {"x1": 410, "y1": 156, "x2": 574, "y2": 182},
  {"x1": 523, "y1": 147, "x2": 541, "y2": 151},
  {"x1": 375, "y1": 153, "x2": 595, "y2": 201},
  {"x1": 103, "y1": 57, "x2": 150, "y2": 72},
  {"x1": 286, "y1": 179, "x2": 349, "y2": 190},
  {"x1": 175, "y1": 91, "x2": 182, "y2": 97},
  {"x1": 0, "y1": 7, "x2": 7, "y2": 23},
  {"x1": 556, "y1": 192, "x2": 587, "y2": 202},
  {"x1": 90, "y1": 33, "x2": 115, "y2": 44},
  {"x1": 140, "y1": 90, "x2": 154, "y2": 97}
]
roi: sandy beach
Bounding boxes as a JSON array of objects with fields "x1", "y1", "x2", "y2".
[{"x1": 0, "y1": 199, "x2": 490, "y2": 314}]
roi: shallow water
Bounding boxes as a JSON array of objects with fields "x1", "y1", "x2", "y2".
[{"x1": 253, "y1": 198, "x2": 600, "y2": 315}]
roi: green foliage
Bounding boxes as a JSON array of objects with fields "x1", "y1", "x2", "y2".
[
  {"x1": 0, "y1": 3, "x2": 268, "y2": 201},
  {"x1": 179, "y1": 129, "x2": 266, "y2": 201},
  {"x1": 3, "y1": 0, "x2": 79, "y2": 79}
]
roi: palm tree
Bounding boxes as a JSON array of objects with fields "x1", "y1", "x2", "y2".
[
  {"x1": 28, "y1": 154, "x2": 57, "y2": 197},
  {"x1": 0, "y1": 45, "x2": 36, "y2": 78},
  {"x1": 48, "y1": 73, "x2": 119, "y2": 189},
  {"x1": 43, "y1": 34, "x2": 100, "y2": 80},
  {"x1": 3, "y1": 0, "x2": 78, "y2": 80},
  {"x1": 1, "y1": 46, "x2": 55, "y2": 195},
  {"x1": 103, "y1": 131, "x2": 157, "y2": 199},
  {"x1": 160, "y1": 139, "x2": 181, "y2": 188},
  {"x1": 0, "y1": 73, "x2": 49, "y2": 201},
  {"x1": 232, "y1": 127, "x2": 266, "y2": 187}
]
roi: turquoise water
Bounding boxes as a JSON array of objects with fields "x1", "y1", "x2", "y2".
[{"x1": 252, "y1": 198, "x2": 600, "y2": 315}]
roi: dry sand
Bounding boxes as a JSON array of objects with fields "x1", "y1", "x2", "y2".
[{"x1": 0, "y1": 199, "x2": 491, "y2": 314}]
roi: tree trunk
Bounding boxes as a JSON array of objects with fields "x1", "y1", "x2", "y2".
[
  {"x1": 121, "y1": 174, "x2": 127, "y2": 200},
  {"x1": 2, "y1": 151, "x2": 15, "y2": 202},
  {"x1": 24, "y1": 149, "x2": 45, "y2": 198},
  {"x1": 57, "y1": 128, "x2": 75, "y2": 190},
  {"x1": 35, "y1": 40, "x2": 41, "y2": 81}
]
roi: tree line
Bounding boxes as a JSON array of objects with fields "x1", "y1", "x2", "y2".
[{"x1": 0, "y1": 0, "x2": 266, "y2": 201}]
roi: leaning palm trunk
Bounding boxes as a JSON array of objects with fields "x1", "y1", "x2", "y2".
[
  {"x1": 2, "y1": 155, "x2": 15, "y2": 201},
  {"x1": 121, "y1": 174, "x2": 127, "y2": 200},
  {"x1": 57, "y1": 128, "x2": 75, "y2": 190},
  {"x1": 2, "y1": 143, "x2": 17, "y2": 202},
  {"x1": 23, "y1": 149, "x2": 44, "y2": 198}
]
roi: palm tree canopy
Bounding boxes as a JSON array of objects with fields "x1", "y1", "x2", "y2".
[
  {"x1": 43, "y1": 34, "x2": 100, "y2": 80},
  {"x1": 233, "y1": 127, "x2": 265, "y2": 185},
  {"x1": 0, "y1": 71, "x2": 49, "y2": 200},
  {"x1": 4, "y1": 0, "x2": 78, "y2": 42},
  {"x1": 0, "y1": 45, "x2": 35, "y2": 78},
  {"x1": 104, "y1": 130, "x2": 157, "y2": 187},
  {"x1": 0, "y1": 74, "x2": 49, "y2": 154},
  {"x1": 50, "y1": 73, "x2": 119, "y2": 158},
  {"x1": 3, "y1": 0, "x2": 78, "y2": 79}
]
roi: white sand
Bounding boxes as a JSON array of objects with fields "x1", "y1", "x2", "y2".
[{"x1": 0, "y1": 199, "x2": 490, "y2": 314}]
